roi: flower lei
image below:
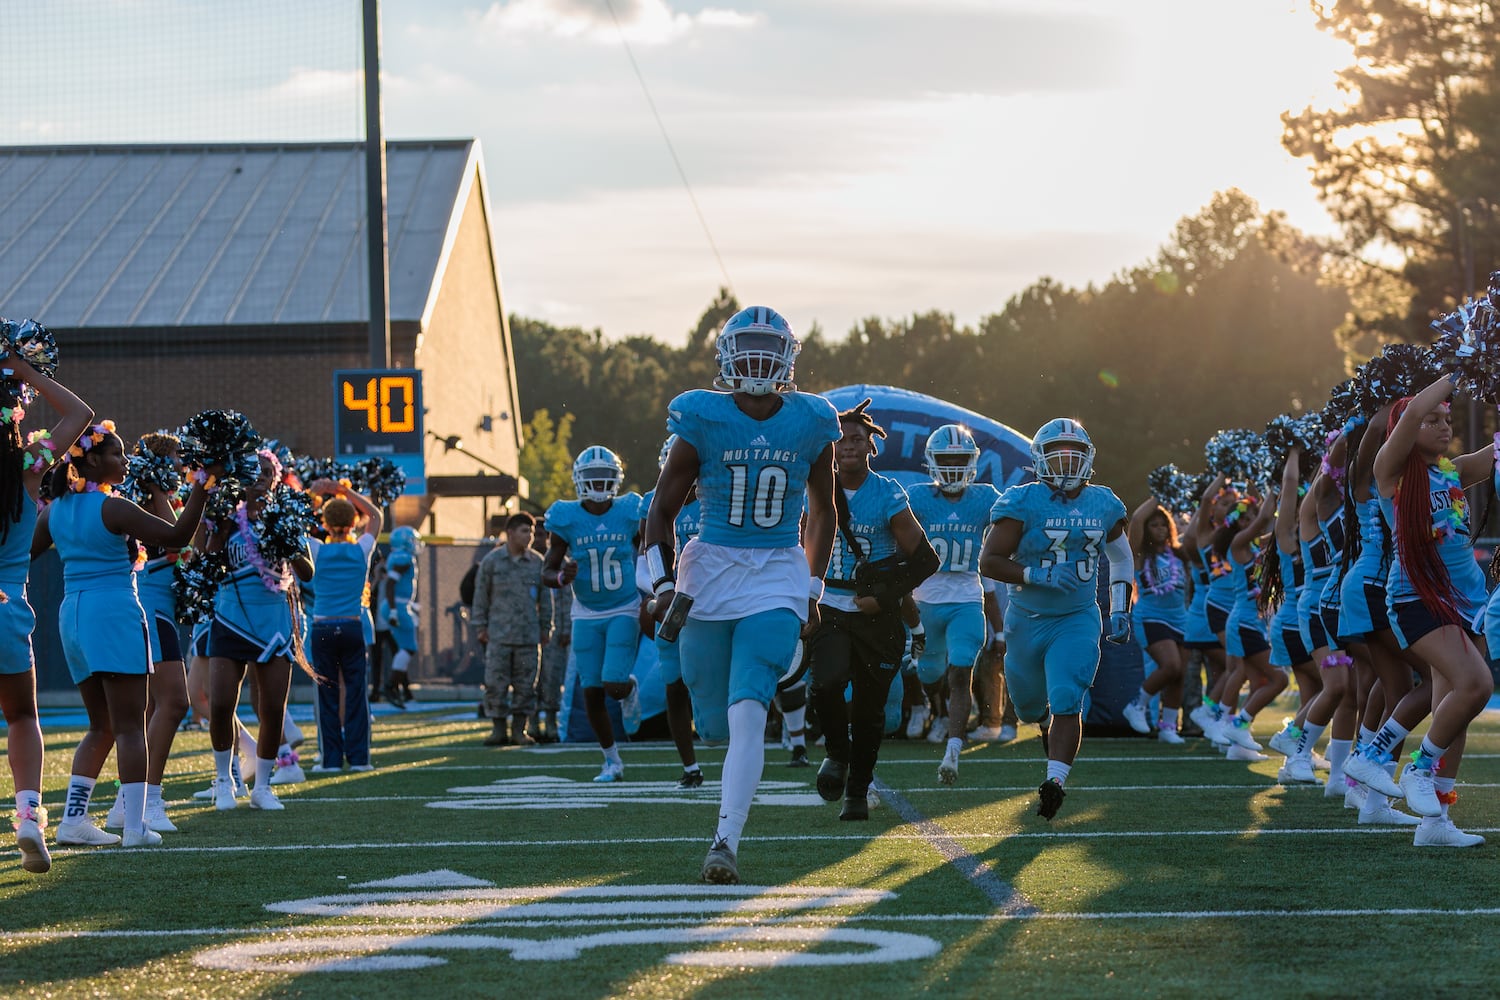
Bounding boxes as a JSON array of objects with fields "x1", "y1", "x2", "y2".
[
  {"x1": 1432, "y1": 457, "x2": 1466, "y2": 541},
  {"x1": 234, "y1": 502, "x2": 289, "y2": 593},
  {"x1": 1140, "y1": 553, "x2": 1183, "y2": 596},
  {"x1": 1223, "y1": 498, "x2": 1254, "y2": 529},
  {"x1": 23, "y1": 429, "x2": 55, "y2": 473},
  {"x1": 70, "y1": 479, "x2": 112, "y2": 495}
]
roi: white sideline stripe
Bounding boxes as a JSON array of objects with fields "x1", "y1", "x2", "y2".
[
  {"x1": 12, "y1": 905, "x2": 1500, "y2": 941},
  {"x1": 9, "y1": 825, "x2": 1482, "y2": 860}
]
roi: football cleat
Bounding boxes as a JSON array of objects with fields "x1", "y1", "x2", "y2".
[
  {"x1": 839, "y1": 793, "x2": 870, "y2": 821},
  {"x1": 968, "y1": 725, "x2": 1001, "y2": 742},
  {"x1": 1030, "y1": 418, "x2": 1095, "y2": 492},
  {"x1": 816, "y1": 758, "x2": 848, "y2": 802},
  {"x1": 620, "y1": 679, "x2": 642, "y2": 736},
  {"x1": 676, "y1": 769, "x2": 704, "y2": 790},
  {"x1": 997, "y1": 724, "x2": 1017, "y2": 743},
  {"x1": 905, "y1": 705, "x2": 929, "y2": 740},
  {"x1": 787, "y1": 745, "x2": 810, "y2": 768},
  {"x1": 925, "y1": 716, "x2": 949, "y2": 745},
  {"x1": 938, "y1": 746, "x2": 960, "y2": 786},
  {"x1": 1036, "y1": 778, "x2": 1066, "y2": 820},
  {"x1": 593, "y1": 761, "x2": 625, "y2": 784},
  {"x1": 701, "y1": 836, "x2": 740, "y2": 884},
  {"x1": 714, "y1": 306, "x2": 799, "y2": 396},
  {"x1": 924, "y1": 424, "x2": 980, "y2": 494}
]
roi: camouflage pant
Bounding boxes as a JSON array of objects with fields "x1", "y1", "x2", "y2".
[
  {"x1": 534, "y1": 639, "x2": 568, "y2": 714},
  {"x1": 483, "y1": 644, "x2": 539, "y2": 719}
]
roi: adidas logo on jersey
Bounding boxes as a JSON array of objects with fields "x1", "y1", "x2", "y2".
[
  {"x1": 596, "y1": 523, "x2": 609, "y2": 532},
  {"x1": 947, "y1": 513, "x2": 960, "y2": 520},
  {"x1": 1070, "y1": 508, "x2": 1083, "y2": 516},
  {"x1": 750, "y1": 435, "x2": 770, "y2": 447}
]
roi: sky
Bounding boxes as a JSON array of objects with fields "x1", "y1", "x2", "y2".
[{"x1": 2, "y1": 0, "x2": 1354, "y2": 345}]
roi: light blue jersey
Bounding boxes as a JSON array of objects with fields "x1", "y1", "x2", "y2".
[
  {"x1": 666, "y1": 389, "x2": 838, "y2": 549},
  {"x1": 1382, "y1": 467, "x2": 1486, "y2": 616},
  {"x1": 546, "y1": 492, "x2": 643, "y2": 614},
  {"x1": 826, "y1": 473, "x2": 912, "y2": 585},
  {"x1": 641, "y1": 489, "x2": 701, "y2": 554},
  {"x1": 906, "y1": 482, "x2": 1000, "y2": 605},
  {"x1": 990, "y1": 482, "x2": 1127, "y2": 617}
]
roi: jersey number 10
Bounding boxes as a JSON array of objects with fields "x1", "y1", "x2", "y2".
[{"x1": 726, "y1": 464, "x2": 789, "y2": 529}]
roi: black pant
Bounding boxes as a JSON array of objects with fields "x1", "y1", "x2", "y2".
[{"x1": 809, "y1": 603, "x2": 905, "y2": 797}]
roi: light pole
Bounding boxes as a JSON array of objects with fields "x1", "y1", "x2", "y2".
[{"x1": 429, "y1": 431, "x2": 508, "y2": 476}]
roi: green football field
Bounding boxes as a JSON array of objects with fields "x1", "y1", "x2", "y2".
[{"x1": 4, "y1": 706, "x2": 1500, "y2": 999}]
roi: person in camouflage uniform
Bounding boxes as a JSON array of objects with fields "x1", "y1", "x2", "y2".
[
  {"x1": 532, "y1": 524, "x2": 571, "y2": 743},
  {"x1": 471, "y1": 513, "x2": 552, "y2": 746}
]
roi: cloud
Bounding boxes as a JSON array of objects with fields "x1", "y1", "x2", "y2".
[
  {"x1": 473, "y1": 0, "x2": 759, "y2": 46},
  {"x1": 267, "y1": 68, "x2": 363, "y2": 101}
]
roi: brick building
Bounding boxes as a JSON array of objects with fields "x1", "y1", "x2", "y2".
[{"x1": 0, "y1": 139, "x2": 525, "y2": 537}]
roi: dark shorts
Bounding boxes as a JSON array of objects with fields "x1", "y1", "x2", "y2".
[
  {"x1": 1391, "y1": 599, "x2": 1479, "y2": 650},
  {"x1": 1205, "y1": 603, "x2": 1231, "y2": 635},
  {"x1": 209, "y1": 620, "x2": 283, "y2": 664},
  {"x1": 1142, "y1": 620, "x2": 1186, "y2": 647},
  {"x1": 1281, "y1": 626, "x2": 1311, "y2": 666},
  {"x1": 154, "y1": 613, "x2": 182, "y2": 663}
]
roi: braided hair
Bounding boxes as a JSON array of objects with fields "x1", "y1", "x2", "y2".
[{"x1": 837, "y1": 398, "x2": 887, "y2": 455}]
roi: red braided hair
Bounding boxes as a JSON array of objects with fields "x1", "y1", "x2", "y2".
[{"x1": 1389, "y1": 398, "x2": 1461, "y2": 625}]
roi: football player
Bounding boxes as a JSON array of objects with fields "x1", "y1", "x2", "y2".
[
  {"x1": 543, "y1": 446, "x2": 644, "y2": 782},
  {"x1": 905, "y1": 424, "x2": 1001, "y2": 785},
  {"x1": 979, "y1": 418, "x2": 1132, "y2": 820},
  {"x1": 645, "y1": 305, "x2": 839, "y2": 884}
]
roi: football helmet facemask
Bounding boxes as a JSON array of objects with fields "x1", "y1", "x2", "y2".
[
  {"x1": 924, "y1": 423, "x2": 980, "y2": 494},
  {"x1": 714, "y1": 306, "x2": 799, "y2": 396},
  {"x1": 1031, "y1": 418, "x2": 1095, "y2": 492},
  {"x1": 573, "y1": 445, "x2": 624, "y2": 503}
]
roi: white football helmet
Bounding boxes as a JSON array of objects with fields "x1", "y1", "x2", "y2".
[
  {"x1": 714, "y1": 306, "x2": 799, "y2": 395},
  {"x1": 924, "y1": 424, "x2": 980, "y2": 494},
  {"x1": 573, "y1": 445, "x2": 623, "y2": 503},
  {"x1": 1031, "y1": 418, "x2": 1095, "y2": 492}
]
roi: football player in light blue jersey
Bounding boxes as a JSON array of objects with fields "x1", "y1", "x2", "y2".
[
  {"x1": 638, "y1": 435, "x2": 705, "y2": 788},
  {"x1": 543, "y1": 446, "x2": 645, "y2": 783},
  {"x1": 905, "y1": 424, "x2": 1000, "y2": 786},
  {"x1": 979, "y1": 418, "x2": 1131, "y2": 821},
  {"x1": 378, "y1": 526, "x2": 422, "y2": 709},
  {"x1": 809, "y1": 402, "x2": 938, "y2": 819},
  {"x1": 645, "y1": 305, "x2": 839, "y2": 885}
]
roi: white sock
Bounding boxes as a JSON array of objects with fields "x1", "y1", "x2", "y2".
[
  {"x1": 716, "y1": 700, "x2": 768, "y2": 855},
  {"x1": 63, "y1": 775, "x2": 96, "y2": 823},
  {"x1": 16, "y1": 789, "x2": 40, "y2": 815},
  {"x1": 119, "y1": 782, "x2": 146, "y2": 835},
  {"x1": 1357, "y1": 725, "x2": 1377, "y2": 750},
  {"x1": 783, "y1": 706, "x2": 806, "y2": 747},
  {"x1": 603, "y1": 745, "x2": 622, "y2": 767},
  {"x1": 255, "y1": 756, "x2": 275, "y2": 790},
  {"x1": 1434, "y1": 775, "x2": 1456, "y2": 818},
  {"x1": 1327, "y1": 738, "x2": 1352, "y2": 774},
  {"x1": 1369, "y1": 719, "x2": 1409, "y2": 756},
  {"x1": 214, "y1": 748, "x2": 233, "y2": 784},
  {"x1": 146, "y1": 783, "x2": 163, "y2": 808},
  {"x1": 1046, "y1": 760, "x2": 1072, "y2": 786},
  {"x1": 1297, "y1": 721, "x2": 1326, "y2": 756},
  {"x1": 947, "y1": 736, "x2": 963, "y2": 755},
  {"x1": 277, "y1": 743, "x2": 292, "y2": 760},
  {"x1": 1134, "y1": 687, "x2": 1148, "y2": 708},
  {"x1": 392, "y1": 650, "x2": 412, "y2": 674},
  {"x1": 683, "y1": 763, "x2": 701, "y2": 775}
]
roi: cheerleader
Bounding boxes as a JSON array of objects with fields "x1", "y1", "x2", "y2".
[
  {"x1": 1265, "y1": 447, "x2": 1321, "y2": 778},
  {"x1": 1121, "y1": 497, "x2": 1188, "y2": 743},
  {"x1": 206, "y1": 449, "x2": 314, "y2": 811},
  {"x1": 0, "y1": 353, "x2": 92, "y2": 872},
  {"x1": 305, "y1": 480, "x2": 382, "y2": 772},
  {"x1": 39, "y1": 422, "x2": 214, "y2": 848},
  {"x1": 1216, "y1": 489, "x2": 1286, "y2": 752},
  {"x1": 1369, "y1": 377, "x2": 1491, "y2": 846},
  {"x1": 1188, "y1": 476, "x2": 1241, "y2": 742}
]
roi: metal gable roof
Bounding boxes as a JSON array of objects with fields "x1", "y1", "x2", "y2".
[{"x1": 0, "y1": 139, "x2": 477, "y2": 329}]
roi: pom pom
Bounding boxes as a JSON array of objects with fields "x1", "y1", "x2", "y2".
[
  {"x1": 1428, "y1": 295, "x2": 1500, "y2": 403},
  {"x1": 1264, "y1": 412, "x2": 1326, "y2": 479},
  {"x1": 1354, "y1": 343, "x2": 1440, "y2": 411},
  {"x1": 1322, "y1": 378, "x2": 1359, "y2": 433},
  {"x1": 118, "y1": 451, "x2": 183, "y2": 504},
  {"x1": 254, "y1": 484, "x2": 319, "y2": 566},
  {"x1": 1204, "y1": 429, "x2": 1267, "y2": 484},
  {"x1": 0, "y1": 316, "x2": 58, "y2": 416},
  {"x1": 351, "y1": 456, "x2": 407, "y2": 507},
  {"x1": 177, "y1": 410, "x2": 262, "y2": 488},
  {"x1": 172, "y1": 551, "x2": 228, "y2": 625}
]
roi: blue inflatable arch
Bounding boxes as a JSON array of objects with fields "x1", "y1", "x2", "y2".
[{"x1": 821, "y1": 385, "x2": 1034, "y2": 491}]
